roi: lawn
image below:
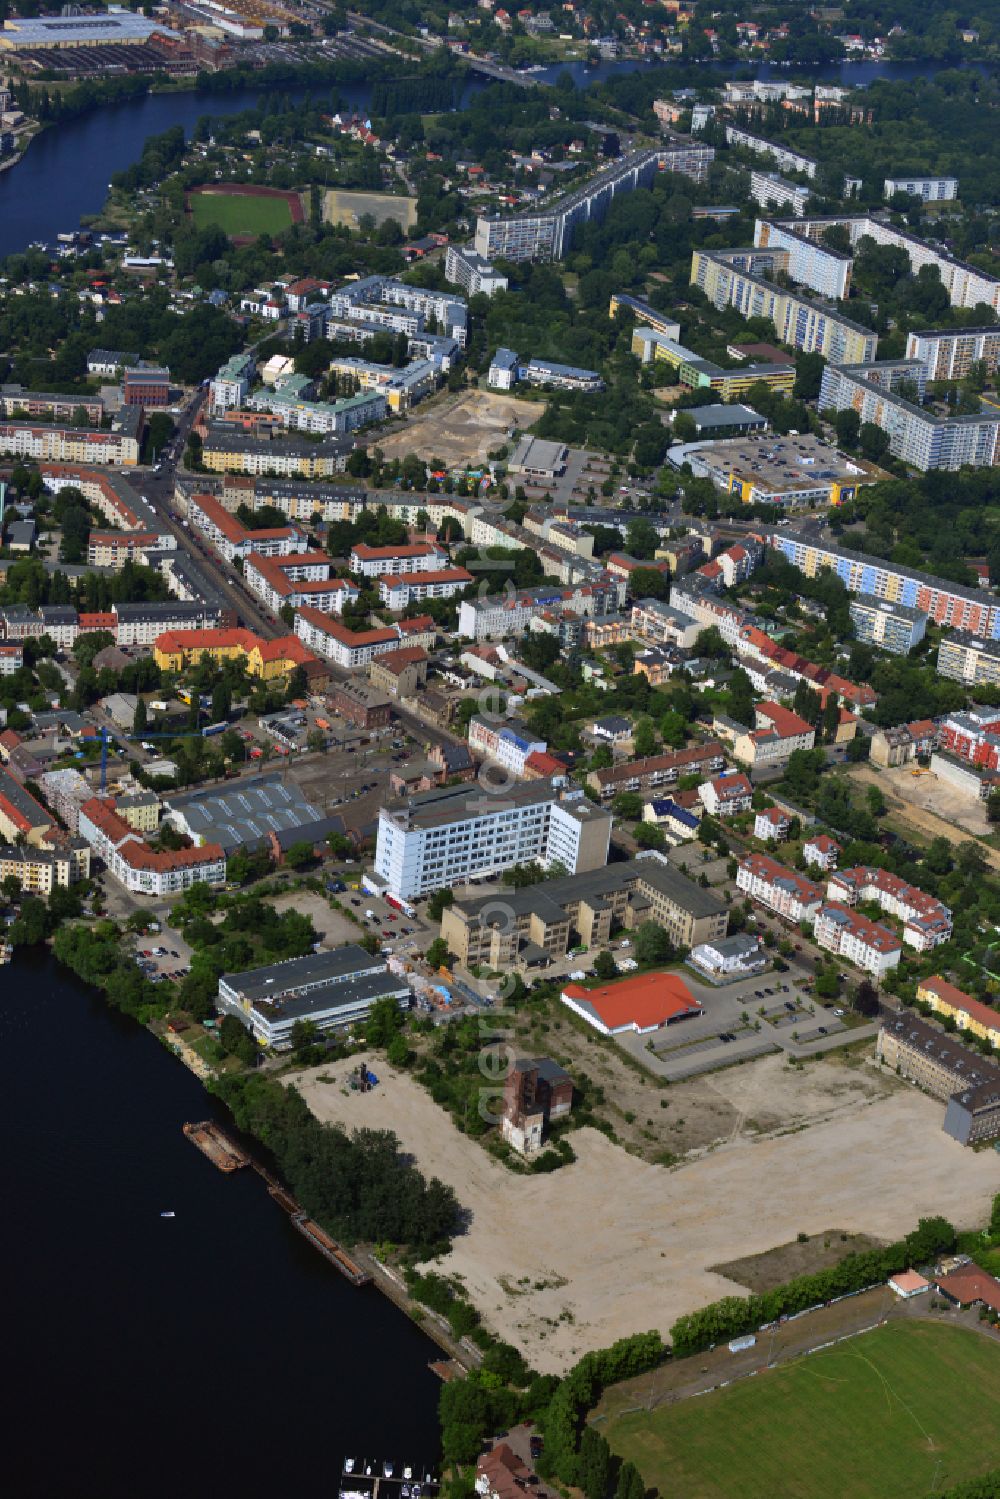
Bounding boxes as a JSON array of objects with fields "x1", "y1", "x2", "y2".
[
  {"x1": 189, "y1": 191, "x2": 294, "y2": 238},
  {"x1": 600, "y1": 1322, "x2": 1000, "y2": 1499}
]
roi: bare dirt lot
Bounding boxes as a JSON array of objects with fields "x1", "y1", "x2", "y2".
[
  {"x1": 513, "y1": 1001, "x2": 892, "y2": 1161},
  {"x1": 296, "y1": 1059, "x2": 997, "y2": 1375},
  {"x1": 846, "y1": 763, "x2": 995, "y2": 851},
  {"x1": 324, "y1": 189, "x2": 418, "y2": 231},
  {"x1": 377, "y1": 389, "x2": 538, "y2": 468}
]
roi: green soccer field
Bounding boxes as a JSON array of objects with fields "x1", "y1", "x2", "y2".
[
  {"x1": 601, "y1": 1322, "x2": 1000, "y2": 1499},
  {"x1": 189, "y1": 191, "x2": 294, "y2": 238}
]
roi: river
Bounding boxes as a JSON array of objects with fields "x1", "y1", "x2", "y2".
[
  {"x1": 1, "y1": 948, "x2": 444, "y2": 1498},
  {"x1": 0, "y1": 55, "x2": 992, "y2": 260}
]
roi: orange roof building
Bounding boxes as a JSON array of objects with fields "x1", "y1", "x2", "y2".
[
  {"x1": 561, "y1": 969, "x2": 703, "y2": 1035},
  {"x1": 153, "y1": 627, "x2": 317, "y2": 683}
]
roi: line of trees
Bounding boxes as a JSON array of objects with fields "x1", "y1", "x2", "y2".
[
  {"x1": 669, "y1": 1216, "x2": 957, "y2": 1356},
  {"x1": 210, "y1": 1071, "x2": 461, "y2": 1257}
]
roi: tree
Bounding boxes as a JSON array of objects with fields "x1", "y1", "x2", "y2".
[
  {"x1": 427, "y1": 888, "x2": 455, "y2": 921},
  {"x1": 306, "y1": 729, "x2": 326, "y2": 754},
  {"x1": 853, "y1": 979, "x2": 880, "y2": 1017},
  {"x1": 365, "y1": 995, "x2": 405, "y2": 1047},
  {"x1": 284, "y1": 841, "x2": 315, "y2": 870},
  {"x1": 593, "y1": 950, "x2": 618, "y2": 981},
  {"x1": 578, "y1": 1427, "x2": 610, "y2": 1499},
  {"x1": 834, "y1": 408, "x2": 861, "y2": 450},
  {"x1": 612, "y1": 792, "x2": 643, "y2": 821},
  {"x1": 865, "y1": 785, "x2": 886, "y2": 818},
  {"x1": 211, "y1": 682, "x2": 231, "y2": 723},
  {"x1": 615, "y1": 1462, "x2": 645, "y2": 1499},
  {"x1": 794, "y1": 350, "x2": 825, "y2": 401},
  {"x1": 633, "y1": 717, "x2": 657, "y2": 758},
  {"x1": 859, "y1": 422, "x2": 891, "y2": 462},
  {"x1": 426, "y1": 937, "x2": 451, "y2": 969},
  {"x1": 633, "y1": 921, "x2": 673, "y2": 967},
  {"x1": 219, "y1": 1013, "x2": 258, "y2": 1066},
  {"x1": 133, "y1": 696, "x2": 147, "y2": 735}
]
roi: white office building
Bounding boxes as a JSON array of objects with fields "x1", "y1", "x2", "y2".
[{"x1": 374, "y1": 780, "x2": 611, "y2": 900}]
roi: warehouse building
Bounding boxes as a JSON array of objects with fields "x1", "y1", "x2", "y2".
[
  {"x1": 876, "y1": 1013, "x2": 1000, "y2": 1145},
  {"x1": 217, "y1": 945, "x2": 410, "y2": 1049},
  {"x1": 164, "y1": 774, "x2": 342, "y2": 857}
]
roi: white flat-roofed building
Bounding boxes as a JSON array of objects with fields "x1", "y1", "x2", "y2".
[
  {"x1": 445, "y1": 245, "x2": 508, "y2": 298},
  {"x1": 725, "y1": 126, "x2": 817, "y2": 178},
  {"x1": 937, "y1": 631, "x2": 1000, "y2": 687},
  {"x1": 849, "y1": 593, "x2": 928, "y2": 654},
  {"x1": 906, "y1": 326, "x2": 1000, "y2": 382},
  {"x1": 217, "y1": 945, "x2": 410, "y2": 1049},
  {"x1": 690, "y1": 932, "x2": 766, "y2": 977},
  {"x1": 374, "y1": 779, "x2": 611, "y2": 900},
  {"x1": 884, "y1": 176, "x2": 958, "y2": 201},
  {"x1": 750, "y1": 170, "x2": 811, "y2": 217},
  {"x1": 487, "y1": 348, "x2": 520, "y2": 390}
]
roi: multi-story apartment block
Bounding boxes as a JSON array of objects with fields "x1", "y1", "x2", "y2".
[
  {"x1": 349, "y1": 542, "x2": 447, "y2": 578},
  {"x1": 380, "y1": 567, "x2": 473, "y2": 610},
  {"x1": 769, "y1": 530, "x2": 1000, "y2": 639},
  {"x1": 869, "y1": 718, "x2": 938, "y2": 768},
  {"x1": 937, "y1": 706, "x2": 1000, "y2": 771},
  {"x1": 468, "y1": 716, "x2": 548, "y2": 778},
  {"x1": 905, "y1": 326, "x2": 1000, "y2": 382},
  {"x1": 630, "y1": 598, "x2": 701, "y2": 650},
  {"x1": 294, "y1": 607, "x2": 435, "y2": 670},
  {"x1": 457, "y1": 579, "x2": 625, "y2": 641},
  {"x1": 750, "y1": 170, "x2": 811, "y2": 217},
  {"x1": 0, "y1": 840, "x2": 89, "y2": 893},
  {"x1": 827, "y1": 866, "x2": 952, "y2": 950},
  {"x1": 374, "y1": 780, "x2": 612, "y2": 900},
  {"x1": 327, "y1": 274, "x2": 468, "y2": 346},
  {"x1": 733, "y1": 702, "x2": 815, "y2": 768},
  {"x1": 444, "y1": 245, "x2": 508, "y2": 298},
  {"x1": 608, "y1": 293, "x2": 681, "y2": 340},
  {"x1": 725, "y1": 125, "x2": 818, "y2": 177},
  {"x1": 474, "y1": 139, "x2": 713, "y2": 263},
  {"x1": 802, "y1": 833, "x2": 841, "y2": 870},
  {"x1": 0, "y1": 384, "x2": 104, "y2": 423},
  {"x1": 209, "y1": 352, "x2": 257, "y2": 413},
  {"x1": 690, "y1": 249, "x2": 877, "y2": 363},
  {"x1": 737, "y1": 852, "x2": 824, "y2": 924},
  {"x1": 813, "y1": 902, "x2": 902, "y2": 976},
  {"x1": 0, "y1": 642, "x2": 23, "y2": 674},
  {"x1": 818, "y1": 359, "x2": 1000, "y2": 470},
  {"x1": 937, "y1": 631, "x2": 1000, "y2": 687},
  {"x1": 327, "y1": 356, "x2": 437, "y2": 413},
  {"x1": 187, "y1": 491, "x2": 301, "y2": 564},
  {"x1": 587, "y1": 741, "x2": 725, "y2": 799},
  {"x1": 440, "y1": 854, "x2": 727, "y2": 970},
  {"x1": 884, "y1": 176, "x2": 958, "y2": 201},
  {"x1": 247, "y1": 382, "x2": 386, "y2": 435},
  {"x1": 767, "y1": 214, "x2": 1000, "y2": 312},
  {"x1": 78, "y1": 795, "x2": 225, "y2": 897},
  {"x1": 752, "y1": 219, "x2": 853, "y2": 300},
  {"x1": 849, "y1": 593, "x2": 928, "y2": 654},
  {"x1": 244, "y1": 552, "x2": 358, "y2": 616},
  {"x1": 877, "y1": 1014, "x2": 1000, "y2": 1145},
  {"x1": 153, "y1": 628, "x2": 317, "y2": 686},
  {"x1": 917, "y1": 976, "x2": 1000, "y2": 1050},
  {"x1": 199, "y1": 429, "x2": 348, "y2": 479},
  {"x1": 111, "y1": 601, "x2": 222, "y2": 648},
  {"x1": 754, "y1": 806, "x2": 792, "y2": 842},
  {"x1": 699, "y1": 770, "x2": 753, "y2": 817},
  {"x1": 0, "y1": 411, "x2": 141, "y2": 467}
]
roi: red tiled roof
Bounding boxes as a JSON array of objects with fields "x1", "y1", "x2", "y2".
[
  {"x1": 382, "y1": 567, "x2": 473, "y2": 589},
  {"x1": 756, "y1": 702, "x2": 814, "y2": 739},
  {"x1": 525, "y1": 750, "x2": 565, "y2": 776},
  {"x1": 562, "y1": 970, "x2": 703, "y2": 1030},
  {"x1": 351, "y1": 542, "x2": 443, "y2": 561},
  {"x1": 920, "y1": 976, "x2": 1000, "y2": 1033},
  {"x1": 156, "y1": 627, "x2": 257, "y2": 655},
  {"x1": 936, "y1": 1265, "x2": 1000, "y2": 1313}
]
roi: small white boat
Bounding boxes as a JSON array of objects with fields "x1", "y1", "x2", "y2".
[
  {"x1": 344, "y1": 1460, "x2": 355, "y2": 1475},
  {"x1": 384, "y1": 1464, "x2": 395, "y2": 1478},
  {"x1": 160, "y1": 1211, "x2": 176, "y2": 1218}
]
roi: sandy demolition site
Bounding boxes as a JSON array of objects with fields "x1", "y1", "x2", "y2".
[{"x1": 296, "y1": 1060, "x2": 998, "y2": 1375}]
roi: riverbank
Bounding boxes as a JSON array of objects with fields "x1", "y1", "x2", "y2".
[{"x1": 2, "y1": 947, "x2": 445, "y2": 1494}]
